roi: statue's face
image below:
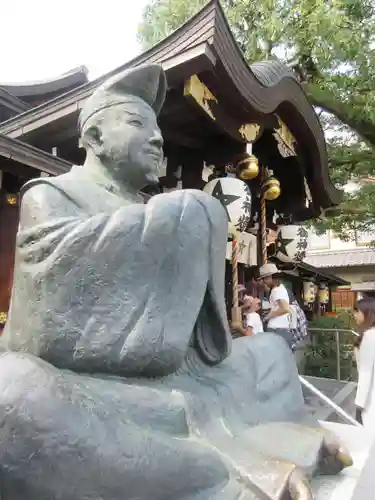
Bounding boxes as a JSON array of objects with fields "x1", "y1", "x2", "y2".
[{"x1": 93, "y1": 97, "x2": 164, "y2": 189}]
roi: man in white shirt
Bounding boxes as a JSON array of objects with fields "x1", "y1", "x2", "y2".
[{"x1": 258, "y1": 263, "x2": 293, "y2": 348}]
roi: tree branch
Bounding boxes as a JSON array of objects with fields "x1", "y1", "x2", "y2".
[{"x1": 306, "y1": 83, "x2": 375, "y2": 146}]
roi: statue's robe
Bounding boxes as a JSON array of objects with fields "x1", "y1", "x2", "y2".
[
  {"x1": 0, "y1": 167, "x2": 349, "y2": 500},
  {"x1": 4, "y1": 166, "x2": 230, "y2": 375}
]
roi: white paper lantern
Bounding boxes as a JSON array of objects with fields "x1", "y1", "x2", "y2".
[
  {"x1": 319, "y1": 284, "x2": 329, "y2": 305},
  {"x1": 275, "y1": 225, "x2": 308, "y2": 263},
  {"x1": 225, "y1": 232, "x2": 257, "y2": 266},
  {"x1": 204, "y1": 177, "x2": 251, "y2": 233},
  {"x1": 303, "y1": 281, "x2": 317, "y2": 305}
]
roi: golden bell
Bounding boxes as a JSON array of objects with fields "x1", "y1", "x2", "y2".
[
  {"x1": 237, "y1": 155, "x2": 259, "y2": 180},
  {"x1": 263, "y1": 176, "x2": 281, "y2": 201}
]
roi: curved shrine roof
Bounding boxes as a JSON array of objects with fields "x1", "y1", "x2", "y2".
[
  {"x1": 0, "y1": 0, "x2": 341, "y2": 211},
  {"x1": 0, "y1": 66, "x2": 88, "y2": 105}
]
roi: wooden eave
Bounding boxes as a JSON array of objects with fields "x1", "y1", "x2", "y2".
[
  {"x1": 205, "y1": 3, "x2": 341, "y2": 208},
  {"x1": 0, "y1": 41, "x2": 215, "y2": 140},
  {"x1": 0, "y1": 134, "x2": 72, "y2": 176},
  {"x1": 276, "y1": 259, "x2": 348, "y2": 286},
  {"x1": 0, "y1": 87, "x2": 29, "y2": 115},
  {"x1": 0, "y1": 66, "x2": 88, "y2": 101},
  {"x1": 297, "y1": 262, "x2": 349, "y2": 287},
  {"x1": 0, "y1": 4, "x2": 218, "y2": 139},
  {"x1": 0, "y1": 0, "x2": 341, "y2": 209}
]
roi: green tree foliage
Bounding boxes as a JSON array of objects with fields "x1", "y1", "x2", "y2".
[
  {"x1": 304, "y1": 313, "x2": 357, "y2": 381},
  {"x1": 138, "y1": 0, "x2": 375, "y2": 237}
]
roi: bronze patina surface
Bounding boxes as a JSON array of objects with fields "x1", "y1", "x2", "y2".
[{"x1": 0, "y1": 64, "x2": 350, "y2": 500}]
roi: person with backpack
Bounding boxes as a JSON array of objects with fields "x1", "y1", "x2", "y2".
[
  {"x1": 257, "y1": 263, "x2": 293, "y2": 348},
  {"x1": 286, "y1": 288, "x2": 308, "y2": 352}
]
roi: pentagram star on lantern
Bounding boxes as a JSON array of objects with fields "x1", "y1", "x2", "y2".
[
  {"x1": 276, "y1": 232, "x2": 293, "y2": 258},
  {"x1": 212, "y1": 181, "x2": 241, "y2": 221}
]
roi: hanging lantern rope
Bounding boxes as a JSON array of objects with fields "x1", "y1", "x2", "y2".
[
  {"x1": 203, "y1": 176, "x2": 251, "y2": 324},
  {"x1": 260, "y1": 167, "x2": 268, "y2": 265},
  {"x1": 231, "y1": 231, "x2": 240, "y2": 321}
]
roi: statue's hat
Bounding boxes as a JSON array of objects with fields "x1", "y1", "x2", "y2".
[{"x1": 79, "y1": 64, "x2": 167, "y2": 130}]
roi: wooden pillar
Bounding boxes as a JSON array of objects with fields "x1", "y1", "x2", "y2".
[
  {"x1": 314, "y1": 284, "x2": 321, "y2": 317},
  {"x1": 181, "y1": 151, "x2": 204, "y2": 190},
  {"x1": 328, "y1": 287, "x2": 333, "y2": 314},
  {"x1": 259, "y1": 166, "x2": 268, "y2": 265},
  {"x1": 0, "y1": 190, "x2": 19, "y2": 333}
]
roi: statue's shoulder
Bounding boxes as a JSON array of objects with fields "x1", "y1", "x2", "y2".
[
  {"x1": 23, "y1": 167, "x2": 80, "y2": 192},
  {"x1": 20, "y1": 168, "x2": 97, "y2": 215},
  {"x1": 0, "y1": 351, "x2": 52, "y2": 392},
  {"x1": 20, "y1": 171, "x2": 76, "y2": 206}
]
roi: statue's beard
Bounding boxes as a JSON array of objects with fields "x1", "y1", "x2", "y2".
[
  {"x1": 100, "y1": 151, "x2": 161, "y2": 189},
  {"x1": 144, "y1": 168, "x2": 160, "y2": 185}
]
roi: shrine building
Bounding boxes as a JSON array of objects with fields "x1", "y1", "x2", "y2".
[{"x1": 0, "y1": 0, "x2": 346, "y2": 329}]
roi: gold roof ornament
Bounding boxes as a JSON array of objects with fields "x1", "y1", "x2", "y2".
[
  {"x1": 237, "y1": 143, "x2": 259, "y2": 180},
  {"x1": 6, "y1": 194, "x2": 17, "y2": 205},
  {"x1": 262, "y1": 168, "x2": 281, "y2": 201},
  {"x1": 184, "y1": 74, "x2": 218, "y2": 121},
  {"x1": 238, "y1": 123, "x2": 261, "y2": 142},
  {"x1": 273, "y1": 117, "x2": 297, "y2": 157}
]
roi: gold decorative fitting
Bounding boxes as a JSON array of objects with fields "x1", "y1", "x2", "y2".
[
  {"x1": 237, "y1": 155, "x2": 259, "y2": 180},
  {"x1": 238, "y1": 123, "x2": 261, "y2": 142},
  {"x1": 0, "y1": 312, "x2": 7, "y2": 324},
  {"x1": 183, "y1": 74, "x2": 217, "y2": 121},
  {"x1": 263, "y1": 176, "x2": 281, "y2": 201},
  {"x1": 6, "y1": 194, "x2": 17, "y2": 205},
  {"x1": 274, "y1": 117, "x2": 297, "y2": 157}
]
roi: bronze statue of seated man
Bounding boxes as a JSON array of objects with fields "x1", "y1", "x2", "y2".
[{"x1": 0, "y1": 64, "x2": 351, "y2": 500}]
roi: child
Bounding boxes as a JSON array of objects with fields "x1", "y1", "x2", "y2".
[
  {"x1": 245, "y1": 296, "x2": 263, "y2": 335},
  {"x1": 231, "y1": 296, "x2": 263, "y2": 337}
]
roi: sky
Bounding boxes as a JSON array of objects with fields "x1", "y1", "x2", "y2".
[{"x1": 1, "y1": 0, "x2": 149, "y2": 83}]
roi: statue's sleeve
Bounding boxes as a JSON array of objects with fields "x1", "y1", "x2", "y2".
[
  {"x1": 16, "y1": 182, "x2": 143, "y2": 264},
  {"x1": 6, "y1": 185, "x2": 231, "y2": 378}
]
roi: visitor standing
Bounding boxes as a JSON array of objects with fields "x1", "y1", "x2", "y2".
[
  {"x1": 354, "y1": 297, "x2": 375, "y2": 429},
  {"x1": 287, "y1": 288, "x2": 308, "y2": 352},
  {"x1": 258, "y1": 263, "x2": 293, "y2": 348}
]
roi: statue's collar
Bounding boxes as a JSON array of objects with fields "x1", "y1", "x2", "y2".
[{"x1": 71, "y1": 165, "x2": 143, "y2": 204}]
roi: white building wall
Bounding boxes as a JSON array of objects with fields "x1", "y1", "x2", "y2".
[
  {"x1": 307, "y1": 180, "x2": 374, "y2": 252},
  {"x1": 307, "y1": 229, "x2": 371, "y2": 252}
]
